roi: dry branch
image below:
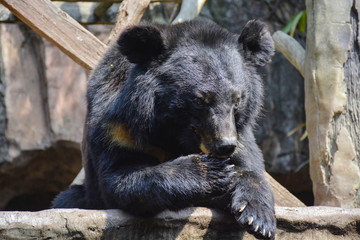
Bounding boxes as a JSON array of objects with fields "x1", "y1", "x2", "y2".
[
  {"x1": 272, "y1": 31, "x2": 305, "y2": 77},
  {"x1": 106, "y1": 0, "x2": 151, "y2": 44}
]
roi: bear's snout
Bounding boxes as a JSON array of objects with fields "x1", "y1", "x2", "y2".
[{"x1": 214, "y1": 138, "x2": 237, "y2": 158}]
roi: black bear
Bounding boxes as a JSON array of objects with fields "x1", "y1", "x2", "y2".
[{"x1": 52, "y1": 20, "x2": 276, "y2": 239}]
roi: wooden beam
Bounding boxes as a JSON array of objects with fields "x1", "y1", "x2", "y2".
[
  {"x1": 265, "y1": 172, "x2": 305, "y2": 207},
  {"x1": 1, "y1": 0, "x2": 107, "y2": 71}
]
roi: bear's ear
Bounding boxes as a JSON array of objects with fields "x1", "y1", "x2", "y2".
[
  {"x1": 117, "y1": 25, "x2": 165, "y2": 64},
  {"x1": 238, "y1": 20, "x2": 275, "y2": 66}
]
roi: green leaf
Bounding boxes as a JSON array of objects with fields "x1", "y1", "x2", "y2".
[
  {"x1": 282, "y1": 10, "x2": 306, "y2": 37},
  {"x1": 298, "y1": 11, "x2": 307, "y2": 33}
]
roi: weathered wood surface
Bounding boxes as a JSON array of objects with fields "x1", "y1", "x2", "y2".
[
  {"x1": 1, "y1": 207, "x2": 359, "y2": 239},
  {"x1": 1, "y1": 0, "x2": 107, "y2": 71}
]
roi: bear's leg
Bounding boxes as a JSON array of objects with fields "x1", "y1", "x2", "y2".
[
  {"x1": 98, "y1": 153, "x2": 235, "y2": 216},
  {"x1": 230, "y1": 131, "x2": 276, "y2": 240},
  {"x1": 51, "y1": 184, "x2": 87, "y2": 209},
  {"x1": 231, "y1": 170, "x2": 275, "y2": 239}
]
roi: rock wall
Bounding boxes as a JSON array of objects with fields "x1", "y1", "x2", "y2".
[{"x1": 0, "y1": 24, "x2": 86, "y2": 210}]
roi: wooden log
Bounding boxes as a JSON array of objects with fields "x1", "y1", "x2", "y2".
[
  {"x1": 2, "y1": 207, "x2": 360, "y2": 239},
  {"x1": 106, "y1": 0, "x2": 151, "y2": 44},
  {"x1": 272, "y1": 31, "x2": 305, "y2": 77},
  {"x1": 1, "y1": 0, "x2": 107, "y2": 71}
]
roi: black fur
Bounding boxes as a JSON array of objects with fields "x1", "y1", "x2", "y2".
[
  {"x1": 239, "y1": 20, "x2": 274, "y2": 66},
  {"x1": 117, "y1": 25, "x2": 165, "y2": 64},
  {"x1": 52, "y1": 20, "x2": 276, "y2": 239}
]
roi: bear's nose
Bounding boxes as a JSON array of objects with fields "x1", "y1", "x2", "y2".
[{"x1": 215, "y1": 139, "x2": 236, "y2": 157}]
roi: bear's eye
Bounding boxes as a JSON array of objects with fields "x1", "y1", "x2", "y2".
[
  {"x1": 194, "y1": 97, "x2": 207, "y2": 108},
  {"x1": 234, "y1": 97, "x2": 241, "y2": 108}
]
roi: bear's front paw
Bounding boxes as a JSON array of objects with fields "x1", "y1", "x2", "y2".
[
  {"x1": 232, "y1": 199, "x2": 276, "y2": 239},
  {"x1": 193, "y1": 154, "x2": 236, "y2": 195}
]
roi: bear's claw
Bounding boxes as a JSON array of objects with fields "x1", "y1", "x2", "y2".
[
  {"x1": 247, "y1": 216, "x2": 254, "y2": 225},
  {"x1": 239, "y1": 203, "x2": 247, "y2": 212},
  {"x1": 232, "y1": 199, "x2": 276, "y2": 240}
]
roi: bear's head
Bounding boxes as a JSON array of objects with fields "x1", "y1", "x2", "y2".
[{"x1": 114, "y1": 20, "x2": 274, "y2": 158}]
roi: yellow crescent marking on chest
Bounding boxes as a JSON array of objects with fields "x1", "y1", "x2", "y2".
[
  {"x1": 109, "y1": 123, "x2": 137, "y2": 149},
  {"x1": 109, "y1": 123, "x2": 166, "y2": 163},
  {"x1": 200, "y1": 143, "x2": 210, "y2": 154}
]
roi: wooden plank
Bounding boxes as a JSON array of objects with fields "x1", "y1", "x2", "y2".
[{"x1": 1, "y1": 0, "x2": 107, "y2": 71}]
